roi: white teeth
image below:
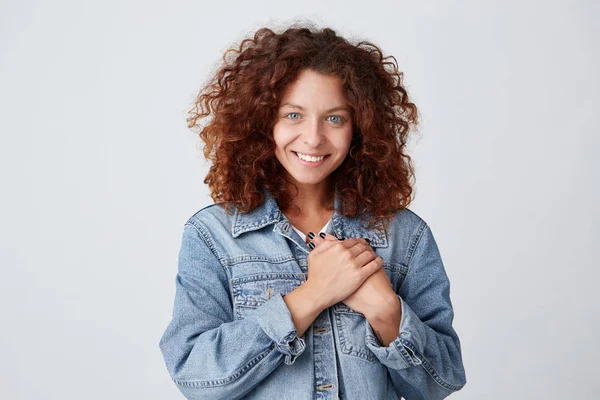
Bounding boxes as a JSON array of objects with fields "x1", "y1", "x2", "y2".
[{"x1": 296, "y1": 152, "x2": 326, "y2": 162}]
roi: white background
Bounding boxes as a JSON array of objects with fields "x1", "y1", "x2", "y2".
[{"x1": 1, "y1": 0, "x2": 598, "y2": 399}]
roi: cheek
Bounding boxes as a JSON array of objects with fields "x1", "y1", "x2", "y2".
[
  {"x1": 273, "y1": 129, "x2": 298, "y2": 156},
  {"x1": 335, "y1": 130, "x2": 354, "y2": 153},
  {"x1": 271, "y1": 133, "x2": 288, "y2": 161},
  {"x1": 272, "y1": 125, "x2": 289, "y2": 147}
]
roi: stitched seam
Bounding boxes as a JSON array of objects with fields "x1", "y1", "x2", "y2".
[
  {"x1": 185, "y1": 219, "x2": 222, "y2": 260},
  {"x1": 334, "y1": 310, "x2": 377, "y2": 362},
  {"x1": 184, "y1": 220, "x2": 234, "y2": 308},
  {"x1": 231, "y1": 273, "x2": 306, "y2": 284},
  {"x1": 397, "y1": 222, "x2": 428, "y2": 295},
  {"x1": 385, "y1": 263, "x2": 408, "y2": 274},
  {"x1": 406, "y1": 221, "x2": 428, "y2": 269},
  {"x1": 172, "y1": 347, "x2": 275, "y2": 388},
  {"x1": 391, "y1": 338, "x2": 419, "y2": 366},
  {"x1": 222, "y1": 254, "x2": 297, "y2": 266},
  {"x1": 398, "y1": 337, "x2": 463, "y2": 391}
]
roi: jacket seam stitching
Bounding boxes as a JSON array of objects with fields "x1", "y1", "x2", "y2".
[
  {"x1": 397, "y1": 221, "x2": 463, "y2": 390},
  {"x1": 406, "y1": 221, "x2": 428, "y2": 270},
  {"x1": 397, "y1": 221, "x2": 428, "y2": 295},
  {"x1": 172, "y1": 347, "x2": 275, "y2": 388},
  {"x1": 398, "y1": 337, "x2": 463, "y2": 391},
  {"x1": 185, "y1": 220, "x2": 221, "y2": 260},
  {"x1": 184, "y1": 219, "x2": 235, "y2": 310}
]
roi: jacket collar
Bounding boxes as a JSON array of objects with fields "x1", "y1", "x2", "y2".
[{"x1": 231, "y1": 187, "x2": 388, "y2": 248}]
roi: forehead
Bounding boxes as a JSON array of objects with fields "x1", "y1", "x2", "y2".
[{"x1": 279, "y1": 69, "x2": 347, "y2": 107}]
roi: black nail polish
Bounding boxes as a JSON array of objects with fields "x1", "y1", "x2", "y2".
[
  {"x1": 307, "y1": 232, "x2": 315, "y2": 239},
  {"x1": 319, "y1": 232, "x2": 326, "y2": 239},
  {"x1": 364, "y1": 238, "x2": 371, "y2": 244},
  {"x1": 308, "y1": 242, "x2": 315, "y2": 249}
]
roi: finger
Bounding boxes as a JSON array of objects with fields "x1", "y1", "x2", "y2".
[
  {"x1": 307, "y1": 231, "x2": 325, "y2": 248},
  {"x1": 356, "y1": 248, "x2": 378, "y2": 265},
  {"x1": 348, "y1": 242, "x2": 375, "y2": 258},
  {"x1": 339, "y1": 237, "x2": 368, "y2": 249},
  {"x1": 360, "y1": 256, "x2": 383, "y2": 277},
  {"x1": 309, "y1": 235, "x2": 341, "y2": 253},
  {"x1": 307, "y1": 231, "x2": 338, "y2": 250},
  {"x1": 344, "y1": 237, "x2": 372, "y2": 248},
  {"x1": 342, "y1": 237, "x2": 375, "y2": 257},
  {"x1": 319, "y1": 232, "x2": 339, "y2": 241}
]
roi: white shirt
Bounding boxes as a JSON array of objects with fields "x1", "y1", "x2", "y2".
[{"x1": 290, "y1": 218, "x2": 332, "y2": 243}]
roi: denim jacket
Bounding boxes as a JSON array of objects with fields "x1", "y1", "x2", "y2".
[{"x1": 159, "y1": 188, "x2": 466, "y2": 399}]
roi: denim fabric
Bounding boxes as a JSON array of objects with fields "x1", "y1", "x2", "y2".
[{"x1": 159, "y1": 188, "x2": 466, "y2": 399}]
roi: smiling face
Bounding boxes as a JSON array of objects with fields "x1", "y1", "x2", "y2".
[{"x1": 273, "y1": 69, "x2": 353, "y2": 193}]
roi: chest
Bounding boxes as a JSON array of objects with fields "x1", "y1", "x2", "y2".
[
  {"x1": 221, "y1": 232, "x2": 406, "y2": 322},
  {"x1": 284, "y1": 212, "x2": 333, "y2": 242}
]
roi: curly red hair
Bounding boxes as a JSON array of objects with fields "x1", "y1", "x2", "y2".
[{"x1": 187, "y1": 23, "x2": 421, "y2": 231}]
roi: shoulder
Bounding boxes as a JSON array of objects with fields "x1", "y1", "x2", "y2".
[
  {"x1": 183, "y1": 202, "x2": 234, "y2": 235},
  {"x1": 386, "y1": 207, "x2": 430, "y2": 237}
]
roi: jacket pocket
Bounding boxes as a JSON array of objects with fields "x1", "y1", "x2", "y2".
[
  {"x1": 231, "y1": 272, "x2": 307, "y2": 320},
  {"x1": 332, "y1": 302, "x2": 377, "y2": 362}
]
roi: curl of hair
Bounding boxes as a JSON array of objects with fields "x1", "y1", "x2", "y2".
[{"x1": 187, "y1": 22, "x2": 421, "y2": 232}]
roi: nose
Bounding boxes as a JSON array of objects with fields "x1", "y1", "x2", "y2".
[{"x1": 300, "y1": 119, "x2": 326, "y2": 148}]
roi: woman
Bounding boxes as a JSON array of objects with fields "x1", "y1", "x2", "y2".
[{"x1": 159, "y1": 23, "x2": 466, "y2": 400}]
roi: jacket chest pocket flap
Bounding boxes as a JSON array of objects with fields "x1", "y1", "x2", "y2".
[
  {"x1": 231, "y1": 272, "x2": 306, "y2": 320},
  {"x1": 332, "y1": 302, "x2": 377, "y2": 362},
  {"x1": 331, "y1": 264, "x2": 404, "y2": 363}
]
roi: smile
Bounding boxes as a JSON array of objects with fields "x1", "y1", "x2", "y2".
[{"x1": 292, "y1": 151, "x2": 330, "y2": 167}]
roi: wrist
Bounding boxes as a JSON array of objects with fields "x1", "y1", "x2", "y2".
[
  {"x1": 283, "y1": 283, "x2": 325, "y2": 338},
  {"x1": 364, "y1": 294, "x2": 401, "y2": 322},
  {"x1": 298, "y1": 281, "x2": 329, "y2": 314}
]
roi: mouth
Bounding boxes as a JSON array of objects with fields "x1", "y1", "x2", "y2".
[{"x1": 292, "y1": 151, "x2": 331, "y2": 166}]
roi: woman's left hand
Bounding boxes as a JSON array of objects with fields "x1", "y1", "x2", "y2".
[{"x1": 308, "y1": 232, "x2": 397, "y2": 318}]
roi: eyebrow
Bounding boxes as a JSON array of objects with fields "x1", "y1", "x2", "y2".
[{"x1": 280, "y1": 103, "x2": 351, "y2": 113}]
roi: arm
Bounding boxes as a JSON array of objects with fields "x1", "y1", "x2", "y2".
[
  {"x1": 364, "y1": 222, "x2": 467, "y2": 400},
  {"x1": 283, "y1": 283, "x2": 324, "y2": 338},
  {"x1": 159, "y1": 222, "x2": 317, "y2": 400},
  {"x1": 365, "y1": 294, "x2": 402, "y2": 346}
]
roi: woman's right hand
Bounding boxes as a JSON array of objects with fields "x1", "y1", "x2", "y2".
[{"x1": 305, "y1": 236, "x2": 382, "y2": 309}]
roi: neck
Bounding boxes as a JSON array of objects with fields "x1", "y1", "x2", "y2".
[{"x1": 282, "y1": 179, "x2": 335, "y2": 217}]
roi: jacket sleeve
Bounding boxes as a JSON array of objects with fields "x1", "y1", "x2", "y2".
[
  {"x1": 159, "y1": 222, "x2": 306, "y2": 400},
  {"x1": 364, "y1": 222, "x2": 467, "y2": 400}
]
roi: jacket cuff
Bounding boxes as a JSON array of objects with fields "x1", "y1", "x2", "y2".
[
  {"x1": 365, "y1": 294, "x2": 425, "y2": 370},
  {"x1": 251, "y1": 293, "x2": 306, "y2": 365}
]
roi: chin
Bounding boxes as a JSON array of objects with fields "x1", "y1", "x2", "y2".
[{"x1": 287, "y1": 173, "x2": 329, "y2": 185}]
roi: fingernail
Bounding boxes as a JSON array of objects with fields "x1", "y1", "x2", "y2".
[
  {"x1": 307, "y1": 232, "x2": 315, "y2": 239},
  {"x1": 319, "y1": 232, "x2": 326, "y2": 239},
  {"x1": 364, "y1": 238, "x2": 371, "y2": 244},
  {"x1": 308, "y1": 242, "x2": 315, "y2": 249}
]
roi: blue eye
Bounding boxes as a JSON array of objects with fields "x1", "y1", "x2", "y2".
[
  {"x1": 328, "y1": 115, "x2": 343, "y2": 124},
  {"x1": 286, "y1": 113, "x2": 300, "y2": 120}
]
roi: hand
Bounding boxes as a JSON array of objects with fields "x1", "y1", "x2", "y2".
[
  {"x1": 308, "y1": 232, "x2": 396, "y2": 318},
  {"x1": 304, "y1": 233, "x2": 382, "y2": 310}
]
